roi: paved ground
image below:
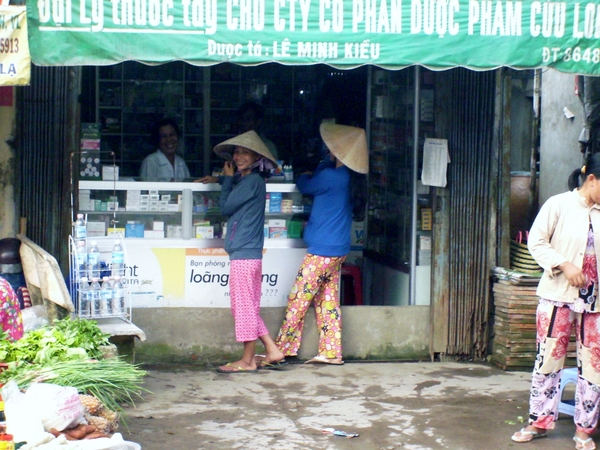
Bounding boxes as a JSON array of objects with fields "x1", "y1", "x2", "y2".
[{"x1": 119, "y1": 361, "x2": 593, "y2": 450}]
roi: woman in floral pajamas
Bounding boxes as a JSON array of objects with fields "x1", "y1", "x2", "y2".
[
  {"x1": 273, "y1": 122, "x2": 368, "y2": 365},
  {"x1": 512, "y1": 153, "x2": 600, "y2": 449}
]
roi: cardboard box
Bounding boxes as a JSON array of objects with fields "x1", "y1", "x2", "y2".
[
  {"x1": 288, "y1": 220, "x2": 303, "y2": 239},
  {"x1": 153, "y1": 221, "x2": 164, "y2": 231},
  {"x1": 268, "y1": 219, "x2": 286, "y2": 227},
  {"x1": 144, "y1": 230, "x2": 165, "y2": 238},
  {"x1": 196, "y1": 226, "x2": 214, "y2": 239},
  {"x1": 269, "y1": 193, "x2": 282, "y2": 213},
  {"x1": 269, "y1": 227, "x2": 287, "y2": 239},
  {"x1": 125, "y1": 222, "x2": 145, "y2": 238},
  {"x1": 167, "y1": 225, "x2": 183, "y2": 238},
  {"x1": 107, "y1": 227, "x2": 126, "y2": 237},
  {"x1": 86, "y1": 221, "x2": 106, "y2": 237}
]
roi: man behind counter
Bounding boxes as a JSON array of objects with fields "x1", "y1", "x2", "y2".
[{"x1": 140, "y1": 118, "x2": 191, "y2": 182}]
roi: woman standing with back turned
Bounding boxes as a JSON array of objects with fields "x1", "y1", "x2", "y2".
[
  {"x1": 268, "y1": 122, "x2": 368, "y2": 366},
  {"x1": 511, "y1": 153, "x2": 600, "y2": 450}
]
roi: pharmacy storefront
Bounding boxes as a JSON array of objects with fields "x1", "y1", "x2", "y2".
[{"x1": 7, "y1": 0, "x2": 600, "y2": 362}]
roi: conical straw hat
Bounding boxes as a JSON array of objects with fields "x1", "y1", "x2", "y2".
[
  {"x1": 319, "y1": 123, "x2": 369, "y2": 174},
  {"x1": 213, "y1": 130, "x2": 277, "y2": 164}
]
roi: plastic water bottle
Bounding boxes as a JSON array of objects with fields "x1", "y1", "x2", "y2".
[
  {"x1": 111, "y1": 240, "x2": 124, "y2": 277},
  {"x1": 112, "y1": 276, "x2": 125, "y2": 316},
  {"x1": 74, "y1": 214, "x2": 86, "y2": 239},
  {"x1": 100, "y1": 276, "x2": 112, "y2": 316},
  {"x1": 90, "y1": 277, "x2": 101, "y2": 317},
  {"x1": 78, "y1": 277, "x2": 91, "y2": 318},
  {"x1": 87, "y1": 240, "x2": 100, "y2": 279},
  {"x1": 74, "y1": 240, "x2": 87, "y2": 278}
]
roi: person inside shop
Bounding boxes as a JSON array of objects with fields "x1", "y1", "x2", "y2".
[
  {"x1": 212, "y1": 130, "x2": 288, "y2": 373},
  {"x1": 237, "y1": 101, "x2": 279, "y2": 161},
  {"x1": 511, "y1": 153, "x2": 600, "y2": 450},
  {"x1": 140, "y1": 118, "x2": 191, "y2": 182},
  {"x1": 262, "y1": 121, "x2": 368, "y2": 366}
]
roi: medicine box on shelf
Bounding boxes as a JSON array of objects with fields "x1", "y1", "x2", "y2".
[{"x1": 125, "y1": 222, "x2": 145, "y2": 238}]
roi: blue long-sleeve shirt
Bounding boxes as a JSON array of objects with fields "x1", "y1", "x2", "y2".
[
  {"x1": 297, "y1": 160, "x2": 352, "y2": 257},
  {"x1": 220, "y1": 171, "x2": 266, "y2": 260}
]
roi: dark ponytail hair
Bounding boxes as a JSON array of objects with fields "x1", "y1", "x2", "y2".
[
  {"x1": 350, "y1": 171, "x2": 368, "y2": 222},
  {"x1": 568, "y1": 153, "x2": 600, "y2": 190}
]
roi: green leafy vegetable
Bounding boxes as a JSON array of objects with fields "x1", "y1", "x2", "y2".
[{"x1": 0, "y1": 318, "x2": 111, "y2": 364}]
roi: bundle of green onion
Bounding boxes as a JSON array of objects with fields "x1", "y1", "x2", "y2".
[{"x1": 3, "y1": 358, "x2": 148, "y2": 413}]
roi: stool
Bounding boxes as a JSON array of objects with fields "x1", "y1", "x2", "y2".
[
  {"x1": 558, "y1": 367, "x2": 578, "y2": 417},
  {"x1": 340, "y1": 264, "x2": 363, "y2": 305}
]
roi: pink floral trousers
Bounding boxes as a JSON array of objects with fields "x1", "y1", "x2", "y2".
[{"x1": 529, "y1": 300, "x2": 600, "y2": 433}]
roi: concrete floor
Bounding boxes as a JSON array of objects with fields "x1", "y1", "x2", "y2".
[{"x1": 119, "y1": 361, "x2": 590, "y2": 450}]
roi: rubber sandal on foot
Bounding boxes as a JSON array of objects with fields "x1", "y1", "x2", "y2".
[
  {"x1": 511, "y1": 428, "x2": 546, "y2": 443},
  {"x1": 216, "y1": 362, "x2": 258, "y2": 374},
  {"x1": 304, "y1": 355, "x2": 344, "y2": 365},
  {"x1": 574, "y1": 436, "x2": 596, "y2": 450},
  {"x1": 258, "y1": 359, "x2": 289, "y2": 370}
]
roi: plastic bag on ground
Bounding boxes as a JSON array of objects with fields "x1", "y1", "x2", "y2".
[
  {"x1": 25, "y1": 383, "x2": 85, "y2": 432},
  {"x1": 21, "y1": 304, "x2": 49, "y2": 332},
  {"x1": 2, "y1": 380, "x2": 46, "y2": 443}
]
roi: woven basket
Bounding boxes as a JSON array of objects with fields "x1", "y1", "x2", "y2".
[{"x1": 509, "y1": 240, "x2": 542, "y2": 274}]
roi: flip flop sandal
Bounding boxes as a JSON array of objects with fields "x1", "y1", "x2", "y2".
[
  {"x1": 574, "y1": 436, "x2": 596, "y2": 450},
  {"x1": 258, "y1": 359, "x2": 289, "y2": 370},
  {"x1": 511, "y1": 428, "x2": 546, "y2": 443},
  {"x1": 304, "y1": 355, "x2": 344, "y2": 365},
  {"x1": 216, "y1": 363, "x2": 258, "y2": 374}
]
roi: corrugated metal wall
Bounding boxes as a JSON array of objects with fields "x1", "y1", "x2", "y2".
[
  {"x1": 444, "y1": 69, "x2": 497, "y2": 359},
  {"x1": 15, "y1": 65, "x2": 78, "y2": 272}
]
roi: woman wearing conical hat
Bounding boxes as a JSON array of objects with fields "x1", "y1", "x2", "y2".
[
  {"x1": 209, "y1": 130, "x2": 287, "y2": 373},
  {"x1": 270, "y1": 122, "x2": 369, "y2": 365}
]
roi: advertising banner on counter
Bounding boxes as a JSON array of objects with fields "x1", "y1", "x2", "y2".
[
  {"x1": 26, "y1": 0, "x2": 600, "y2": 75},
  {"x1": 0, "y1": 6, "x2": 30, "y2": 86},
  {"x1": 123, "y1": 245, "x2": 306, "y2": 308}
]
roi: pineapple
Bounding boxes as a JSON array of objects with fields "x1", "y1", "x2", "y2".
[
  {"x1": 98, "y1": 407, "x2": 119, "y2": 432},
  {"x1": 79, "y1": 394, "x2": 102, "y2": 415},
  {"x1": 86, "y1": 414, "x2": 110, "y2": 433}
]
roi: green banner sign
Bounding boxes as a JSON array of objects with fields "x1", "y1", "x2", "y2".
[{"x1": 26, "y1": 0, "x2": 600, "y2": 74}]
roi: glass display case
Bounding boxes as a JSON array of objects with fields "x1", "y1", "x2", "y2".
[
  {"x1": 77, "y1": 180, "x2": 310, "y2": 246},
  {"x1": 365, "y1": 68, "x2": 434, "y2": 270}
]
